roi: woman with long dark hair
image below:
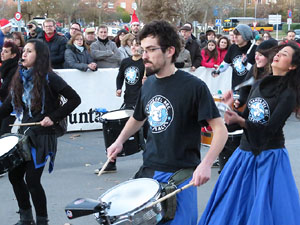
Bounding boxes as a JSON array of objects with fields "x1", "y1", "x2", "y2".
[
  {"x1": 0, "y1": 41, "x2": 20, "y2": 135},
  {"x1": 198, "y1": 43, "x2": 300, "y2": 225},
  {"x1": 0, "y1": 39, "x2": 81, "y2": 225}
]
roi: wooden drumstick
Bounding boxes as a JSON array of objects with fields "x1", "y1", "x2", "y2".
[
  {"x1": 97, "y1": 158, "x2": 112, "y2": 176},
  {"x1": 146, "y1": 182, "x2": 194, "y2": 208},
  {"x1": 9, "y1": 122, "x2": 41, "y2": 127}
]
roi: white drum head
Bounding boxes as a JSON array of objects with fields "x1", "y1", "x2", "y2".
[
  {"x1": 101, "y1": 110, "x2": 133, "y2": 120},
  {"x1": 100, "y1": 178, "x2": 160, "y2": 216},
  {"x1": 0, "y1": 136, "x2": 19, "y2": 156}
]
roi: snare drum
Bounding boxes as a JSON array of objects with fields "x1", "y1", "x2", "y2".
[
  {"x1": 100, "y1": 109, "x2": 143, "y2": 157},
  {"x1": 95, "y1": 178, "x2": 164, "y2": 225},
  {"x1": 0, "y1": 134, "x2": 31, "y2": 174},
  {"x1": 219, "y1": 129, "x2": 243, "y2": 172},
  {"x1": 201, "y1": 130, "x2": 213, "y2": 147}
]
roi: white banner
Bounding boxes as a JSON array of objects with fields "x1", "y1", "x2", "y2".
[{"x1": 55, "y1": 67, "x2": 232, "y2": 131}]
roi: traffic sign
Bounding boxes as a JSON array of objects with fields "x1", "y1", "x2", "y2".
[
  {"x1": 14, "y1": 12, "x2": 22, "y2": 21},
  {"x1": 268, "y1": 15, "x2": 281, "y2": 25},
  {"x1": 288, "y1": 10, "x2": 292, "y2": 18},
  {"x1": 253, "y1": 22, "x2": 257, "y2": 28},
  {"x1": 287, "y1": 18, "x2": 292, "y2": 24},
  {"x1": 215, "y1": 19, "x2": 221, "y2": 27}
]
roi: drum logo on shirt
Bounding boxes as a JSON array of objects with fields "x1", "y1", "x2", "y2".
[
  {"x1": 125, "y1": 66, "x2": 140, "y2": 85},
  {"x1": 232, "y1": 55, "x2": 247, "y2": 76},
  {"x1": 248, "y1": 97, "x2": 270, "y2": 124},
  {"x1": 145, "y1": 95, "x2": 174, "y2": 133}
]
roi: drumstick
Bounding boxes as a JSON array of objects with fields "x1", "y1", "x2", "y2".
[
  {"x1": 9, "y1": 122, "x2": 41, "y2": 127},
  {"x1": 147, "y1": 182, "x2": 194, "y2": 208},
  {"x1": 97, "y1": 158, "x2": 111, "y2": 176}
]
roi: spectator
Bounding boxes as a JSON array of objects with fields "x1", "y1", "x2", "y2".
[
  {"x1": 201, "y1": 40, "x2": 220, "y2": 68},
  {"x1": 199, "y1": 32, "x2": 206, "y2": 46},
  {"x1": 84, "y1": 27, "x2": 97, "y2": 50},
  {"x1": 64, "y1": 32, "x2": 97, "y2": 72},
  {"x1": 65, "y1": 22, "x2": 81, "y2": 40},
  {"x1": 180, "y1": 25, "x2": 202, "y2": 71},
  {"x1": 183, "y1": 22, "x2": 198, "y2": 42},
  {"x1": 0, "y1": 19, "x2": 12, "y2": 54},
  {"x1": 113, "y1": 29, "x2": 128, "y2": 48},
  {"x1": 37, "y1": 18, "x2": 67, "y2": 69},
  {"x1": 130, "y1": 10, "x2": 140, "y2": 37},
  {"x1": 217, "y1": 36, "x2": 230, "y2": 63},
  {"x1": 175, "y1": 36, "x2": 192, "y2": 68},
  {"x1": 119, "y1": 33, "x2": 134, "y2": 60},
  {"x1": 26, "y1": 20, "x2": 43, "y2": 40},
  {"x1": 215, "y1": 34, "x2": 222, "y2": 43},
  {"x1": 12, "y1": 31, "x2": 25, "y2": 54},
  {"x1": 0, "y1": 41, "x2": 20, "y2": 135},
  {"x1": 90, "y1": 25, "x2": 121, "y2": 68},
  {"x1": 285, "y1": 30, "x2": 300, "y2": 47},
  {"x1": 200, "y1": 29, "x2": 216, "y2": 48},
  {"x1": 228, "y1": 29, "x2": 235, "y2": 45},
  {"x1": 262, "y1": 31, "x2": 272, "y2": 41}
]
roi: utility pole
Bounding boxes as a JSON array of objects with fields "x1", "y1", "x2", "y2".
[
  {"x1": 244, "y1": 0, "x2": 247, "y2": 17},
  {"x1": 17, "y1": 0, "x2": 21, "y2": 32}
]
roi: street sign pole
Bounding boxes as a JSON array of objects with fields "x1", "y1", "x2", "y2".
[
  {"x1": 17, "y1": 0, "x2": 21, "y2": 32},
  {"x1": 276, "y1": 14, "x2": 279, "y2": 40}
]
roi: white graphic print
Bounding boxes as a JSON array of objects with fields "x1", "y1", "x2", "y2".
[
  {"x1": 145, "y1": 95, "x2": 174, "y2": 133},
  {"x1": 248, "y1": 97, "x2": 270, "y2": 124},
  {"x1": 232, "y1": 55, "x2": 248, "y2": 76},
  {"x1": 125, "y1": 66, "x2": 139, "y2": 85}
]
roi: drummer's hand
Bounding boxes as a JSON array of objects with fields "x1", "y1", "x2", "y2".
[
  {"x1": 222, "y1": 90, "x2": 234, "y2": 106},
  {"x1": 224, "y1": 110, "x2": 240, "y2": 125},
  {"x1": 191, "y1": 162, "x2": 211, "y2": 186},
  {"x1": 107, "y1": 141, "x2": 123, "y2": 162},
  {"x1": 116, "y1": 89, "x2": 122, "y2": 97},
  {"x1": 40, "y1": 116, "x2": 54, "y2": 127},
  {"x1": 234, "y1": 99, "x2": 240, "y2": 109}
]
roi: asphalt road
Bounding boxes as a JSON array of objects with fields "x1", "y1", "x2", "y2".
[{"x1": 0, "y1": 115, "x2": 299, "y2": 225}]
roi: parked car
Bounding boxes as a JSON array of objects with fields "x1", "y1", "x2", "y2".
[
  {"x1": 11, "y1": 26, "x2": 28, "y2": 37},
  {"x1": 294, "y1": 29, "x2": 300, "y2": 40}
]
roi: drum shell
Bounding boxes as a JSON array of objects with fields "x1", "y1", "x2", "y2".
[
  {"x1": 219, "y1": 130, "x2": 243, "y2": 172},
  {"x1": 101, "y1": 110, "x2": 142, "y2": 157},
  {"x1": 0, "y1": 134, "x2": 29, "y2": 174},
  {"x1": 201, "y1": 131, "x2": 213, "y2": 146}
]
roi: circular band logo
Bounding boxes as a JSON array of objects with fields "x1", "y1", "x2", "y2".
[
  {"x1": 125, "y1": 66, "x2": 139, "y2": 85},
  {"x1": 145, "y1": 95, "x2": 174, "y2": 133},
  {"x1": 248, "y1": 97, "x2": 270, "y2": 124},
  {"x1": 233, "y1": 55, "x2": 248, "y2": 76}
]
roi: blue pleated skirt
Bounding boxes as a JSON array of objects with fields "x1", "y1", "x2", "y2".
[{"x1": 198, "y1": 147, "x2": 300, "y2": 225}]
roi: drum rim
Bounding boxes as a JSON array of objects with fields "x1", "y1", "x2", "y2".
[
  {"x1": 99, "y1": 178, "x2": 161, "y2": 217},
  {"x1": 100, "y1": 109, "x2": 134, "y2": 121}
]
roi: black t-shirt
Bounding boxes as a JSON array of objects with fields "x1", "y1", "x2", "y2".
[
  {"x1": 133, "y1": 70, "x2": 220, "y2": 172},
  {"x1": 239, "y1": 76, "x2": 296, "y2": 154},
  {"x1": 116, "y1": 57, "x2": 145, "y2": 105},
  {"x1": 224, "y1": 42, "x2": 256, "y2": 89}
]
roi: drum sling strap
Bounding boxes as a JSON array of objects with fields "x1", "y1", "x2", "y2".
[{"x1": 160, "y1": 168, "x2": 194, "y2": 222}]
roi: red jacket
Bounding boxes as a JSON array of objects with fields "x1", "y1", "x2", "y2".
[
  {"x1": 201, "y1": 49, "x2": 221, "y2": 68},
  {"x1": 217, "y1": 47, "x2": 228, "y2": 63}
]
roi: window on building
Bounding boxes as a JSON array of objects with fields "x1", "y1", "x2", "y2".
[
  {"x1": 120, "y1": 2, "x2": 126, "y2": 8},
  {"x1": 108, "y1": 2, "x2": 114, "y2": 8},
  {"x1": 132, "y1": 2, "x2": 137, "y2": 10}
]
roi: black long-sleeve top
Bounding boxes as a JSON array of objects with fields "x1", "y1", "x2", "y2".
[
  {"x1": 229, "y1": 75, "x2": 296, "y2": 155},
  {"x1": 0, "y1": 71, "x2": 81, "y2": 134}
]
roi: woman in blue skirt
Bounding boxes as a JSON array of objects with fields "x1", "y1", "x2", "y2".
[{"x1": 198, "y1": 43, "x2": 300, "y2": 225}]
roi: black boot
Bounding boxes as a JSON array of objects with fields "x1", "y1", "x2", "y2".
[
  {"x1": 36, "y1": 216, "x2": 49, "y2": 225},
  {"x1": 14, "y1": 208, "x2": 36, "y2": 225}
]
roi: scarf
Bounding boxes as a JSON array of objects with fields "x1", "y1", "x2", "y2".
[
  {"x1": 12, "y1": 68, "x2": 46, "y2": 118},
  {"x1": 44, "y1": 32, "x2": 55, "y2": 42},
  {"x1": 74, "y1": 43, "x2": 84, "y2": 52}
]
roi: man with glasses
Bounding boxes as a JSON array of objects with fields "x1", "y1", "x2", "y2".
[
  {"x1": 65, "y1": 22, "x2": 82, "y2": 40},
  {"x1": 26, "y1": 20, "x2": 43, "y2": 41},
  {"x1": 37, "y1": 18, "x2": 67, "y2": 69},
  {"x1": 105, "y1": 20, "x2": 228, "y2": 224}
]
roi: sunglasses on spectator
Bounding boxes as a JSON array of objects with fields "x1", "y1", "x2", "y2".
[
  {"x1": 71, "y1": 27, "x2": 81, "y2": 32},
  {"x1": 27, "y1": 25, "x2": 33, "y2": 29}
]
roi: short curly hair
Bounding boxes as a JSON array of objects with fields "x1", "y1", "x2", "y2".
[{"x1": 138, "y1": 20, "x2": 181, "y2": 63}]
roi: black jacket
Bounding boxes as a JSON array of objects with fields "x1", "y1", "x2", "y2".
[
  {"x1": 38, "y1": 31, "x2": 67, "y2": 69},
  {"x1": 0, "y1": 57, "x2": 19, "y2": 102},
  {"x1": 185, "y1": 38, "x2": 202, "y2": 68}
]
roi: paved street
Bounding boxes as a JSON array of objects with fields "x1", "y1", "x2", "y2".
[{"x1": 0, "y1": 115, "x2": 299, "y2": 225}]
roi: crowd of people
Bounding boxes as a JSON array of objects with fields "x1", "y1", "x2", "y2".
[{"x1": 0, "y1": 13, "x2": 300, "y2": 225}]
